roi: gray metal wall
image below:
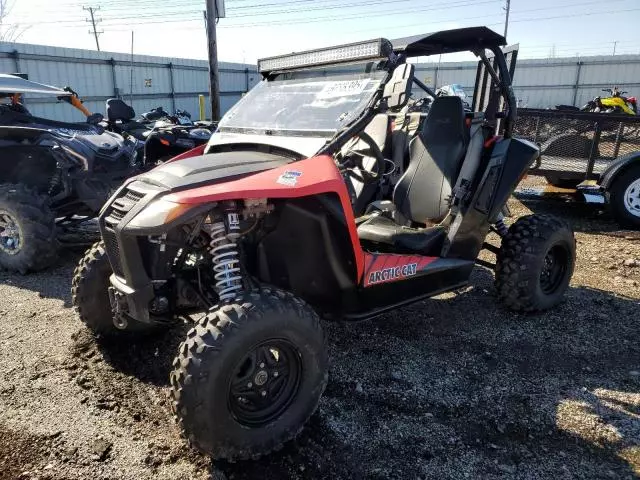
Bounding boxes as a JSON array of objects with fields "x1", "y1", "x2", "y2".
[
  {"x1": 414, "y1": 54, "x2": 640, "y2": 109},
  {"x1": 0, "y1": 41, "x2": 259, "y2": 122},
  {"x1": 1, "y1": 40, "x2": 638, "y2": 122}
]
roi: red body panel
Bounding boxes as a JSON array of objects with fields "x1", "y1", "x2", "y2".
[
  {"x1": 363, "y1": 253, "x2": 438, "y2": 287},
  {"x1": 165, "y1": 155, "x2": 366, "y2": 280},
  {"x1": 165, "y1": 144, "x2": 207, "y2": 163}
]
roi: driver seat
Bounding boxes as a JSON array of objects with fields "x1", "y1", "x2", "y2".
[{"x1": 357, "y1": 96, "x2": 468, "y2": 255}]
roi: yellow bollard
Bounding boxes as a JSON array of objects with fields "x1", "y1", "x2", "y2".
[{"x1": 199, "y1": 94, "x2": 206, "y2": 121}]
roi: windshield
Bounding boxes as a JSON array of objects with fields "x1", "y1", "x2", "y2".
[{"x1": 218, "y1": 62, "x2": 387, "y2": 136}]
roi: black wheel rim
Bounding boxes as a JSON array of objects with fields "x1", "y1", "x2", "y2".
[
  {"x1": 540, "y1": 243, "x2": 569, "y2": 295},
  {"x1": 0, "y1": 210, "x2": 22, "y2": 255},
  {"x1": 228, "y1": 339, "x2": 302, "y2": 428}
]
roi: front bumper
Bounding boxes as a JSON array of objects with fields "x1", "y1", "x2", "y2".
[
  {"x1": 99, "y1": 180, "x2": 166, "y2": 323},
  {"x1": 99, "y1": 178, "x2": 214, "y2": 323},
  {"x1": 108, "y1": 274, "x2": 155, "y2": 324}
]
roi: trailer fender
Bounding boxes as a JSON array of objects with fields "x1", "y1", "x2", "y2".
[
  {"x1": 541, "y1": 133, "x2": 597, "y2": 158},
  {"x1": 600, "y1": 151, "x2": 640, "y2": 191}
]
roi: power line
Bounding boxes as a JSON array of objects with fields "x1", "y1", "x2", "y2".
[
  {"x1": 220, "y1": 0, "x2": 500, "y2": 27},
  {"x1": 7, "y1": 0, "x2": 640, "y2": 37},
  {"x1": 216, "y1": 0, "x2": 635, "y2": 29},
  {"x1": 7, "y1": 0, "x2": 498, "y2": 26},
  {"x1": 8, "y1": 0, "x2": 628, "y2": 27},
  {"x1": 83, "y1": 5, "x2": 102, "y2": 51},
  {"x1": 225, "y1": 0, "x2": 448, "y2": 17},
  {"x1": 333, "y1": 2, "x2": 640, "y2": 37}
]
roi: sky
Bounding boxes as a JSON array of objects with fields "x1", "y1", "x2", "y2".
[{"x1": 2, "y1": 0, "x2": 640, "y2": 65}]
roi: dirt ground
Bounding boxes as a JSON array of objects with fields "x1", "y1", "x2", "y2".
[{"x1": 1, "y1": 176, "x2": 639, "y2": 480}]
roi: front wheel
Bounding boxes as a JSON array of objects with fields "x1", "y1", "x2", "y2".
[
  {"x1": 608, "y1": 164, "x2": 640, "y2": 229},
  {"x1": 72, "y1": 241, "x2": 161, "y2": 337},
  {"x1": 170, "y1": 288, "x2": 328, "y2": 460},
  {"x1": 495, "y1": 214, "x2": 576, "y2": 312},
  {"x1": 0, "y1": 183, "x2": 57, "y2": 273}
]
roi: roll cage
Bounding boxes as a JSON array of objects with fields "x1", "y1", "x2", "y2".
[{"x1": 257, "y1": 27, "x2": 517, "y2": 158}]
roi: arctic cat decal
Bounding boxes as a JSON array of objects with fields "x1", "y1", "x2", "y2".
[
  {"x1": 367, "y1": 263, "x2": 417, "y2": 284},
  {"x1": 363, "y1": 253, "x2": 437, "y2": 287}
]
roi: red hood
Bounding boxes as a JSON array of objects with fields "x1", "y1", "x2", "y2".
[{"x1": 165, "y1": 155, "x2": 366, "y2": 280}]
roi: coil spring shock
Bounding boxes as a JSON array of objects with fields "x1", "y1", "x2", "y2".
[
  {"x1": 208, "y1": 220, "x2": 243, "y2": 302},
  {"x1": 494, "y1": 218, "x2": 509, "y2": 237},
  {"x1": 48, "y1": 170, "x2": 62, "y2": 196}
]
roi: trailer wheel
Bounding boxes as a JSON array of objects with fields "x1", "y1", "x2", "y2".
[
  {"x1": 544, "y1": 175, "x2": 580, "y2": 189},
  {"x1": 609, "y1": 164, "x2": 640, "y2": 228}
]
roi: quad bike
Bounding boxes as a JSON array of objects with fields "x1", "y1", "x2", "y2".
[
  {"x1": 73, "y1": 27, "x2": 576, "y2": 460},
  {"x1": 103, "y1": 98, "x2": 215, "y2": 164},
  {"x1": 580, "y1": 87, "x2": 637, "y2": 115},
  {"x1": 0, "y1": 74, "x2": 140, "y2": 272}
]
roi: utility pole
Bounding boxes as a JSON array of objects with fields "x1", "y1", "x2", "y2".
[
  {"x1": 84, "y1": 6, "x2": 102, "y2": 51},
  {"x1": 205, "y1": 0, "x2": 221, "y2": 121},
  {"x1": 613, "y1": 40, "x2": 618, "y2": 56},
  {"x1": 503, "y1": 0, "x2": 511, "y2": 39}
]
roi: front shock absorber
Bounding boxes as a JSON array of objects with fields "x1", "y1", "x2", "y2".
[{"x1": 208, "y1": 204, "x2": 243, "y2": 302}]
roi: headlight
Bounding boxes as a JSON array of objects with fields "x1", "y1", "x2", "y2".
[{"x1": 128, "y1": 197, "x2": 197, "y2": 228}]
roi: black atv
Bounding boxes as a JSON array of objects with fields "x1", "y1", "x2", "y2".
[
  {"x1": 103, "y1": 98, "x2": 215, "y2": 164},
  {"x1": 0, "y1": 74, "x2": 140, "y2": 272}
]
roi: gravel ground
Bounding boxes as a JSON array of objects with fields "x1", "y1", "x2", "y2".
[{"x1": 1, "y1": 175, "x2": 639, "y2": 480}]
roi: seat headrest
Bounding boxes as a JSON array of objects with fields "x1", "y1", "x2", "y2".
[
  {"x1": 422, "y1": 96, "x2": 466, "y2": 143},
  {"x1": 106, "y1": 98, "x2": 135, "y2": 122}
]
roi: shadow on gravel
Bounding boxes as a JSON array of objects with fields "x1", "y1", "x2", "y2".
[
  {"x1": 0, "y1": 250, "x2": 81, "y2": 307},
  {"x1": 0, "y1": 424, "x2": 53, "y2": 480},
  {"x1": 73, "y1": 325, "x2": 188, "y2": 388},
  {"x1": 85, "y1": 267, "x2": 639, "y2": 479}
]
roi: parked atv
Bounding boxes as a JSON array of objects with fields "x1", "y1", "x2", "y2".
[
  {"x1": 73, "y1": 27, "x2": 576, "y2": 460},
  {"x1": 103, "y1": 98, "x2": 215, "y2": 164},
  {"x1": 0, "y1": 74, "x2": 139, "y2": 272}
]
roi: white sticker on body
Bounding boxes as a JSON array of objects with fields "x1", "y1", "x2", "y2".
[
  {"x1": 276, "y1": 170, "x2": 302, "y2": 187},
  {"x1": 316, "y1": 79, "x2": 370, "y2": 100}
]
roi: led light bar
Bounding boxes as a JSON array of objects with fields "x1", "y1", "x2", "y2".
[{"x1": 258, "y1": 38, "x2": 393, "y2": 74}]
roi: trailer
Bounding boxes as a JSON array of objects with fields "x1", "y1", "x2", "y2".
[{"x1": 513, "y1": 108, "x2": 640, "y2": 228}]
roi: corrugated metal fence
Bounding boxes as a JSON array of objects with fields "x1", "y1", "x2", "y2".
[
  {"x1": 0, "y1": 41, "x2": 260, "y2": 122},
  {"x1": 414, "y1": 54, "x2": 640, "y2": 109},
  {"x1": 1, "y1": 40, "x2": 639, "y2": 122}
]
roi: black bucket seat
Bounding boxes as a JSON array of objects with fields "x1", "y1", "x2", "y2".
[{"x1": 357, "y1": 96, "x2": 468, "y2": 255}]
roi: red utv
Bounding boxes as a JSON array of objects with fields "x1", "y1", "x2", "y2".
[{"x1": 72, "y1": 27, "x2": 576, "y2": 460}]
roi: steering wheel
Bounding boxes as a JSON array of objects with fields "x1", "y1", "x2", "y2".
[
  {"x1": 344, "y1": 131, "x2": 386, "y2": 185},
  {"x1": 409, "y1": 97, "x2": 431, "y2": 113}
]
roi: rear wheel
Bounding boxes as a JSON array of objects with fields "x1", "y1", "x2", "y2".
[
  {"x1": 608, "y1": 164, "x2": 640, "y2": 228},
  {"x1": 170, "y1": 288, "x2": 328, "y2": 460},
  {"x1": 495, "y1": 214, "x2": 576, "y2": 312},
  {"x1": 0, "y1": 183, "x2": 57, "y2": 273}
]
